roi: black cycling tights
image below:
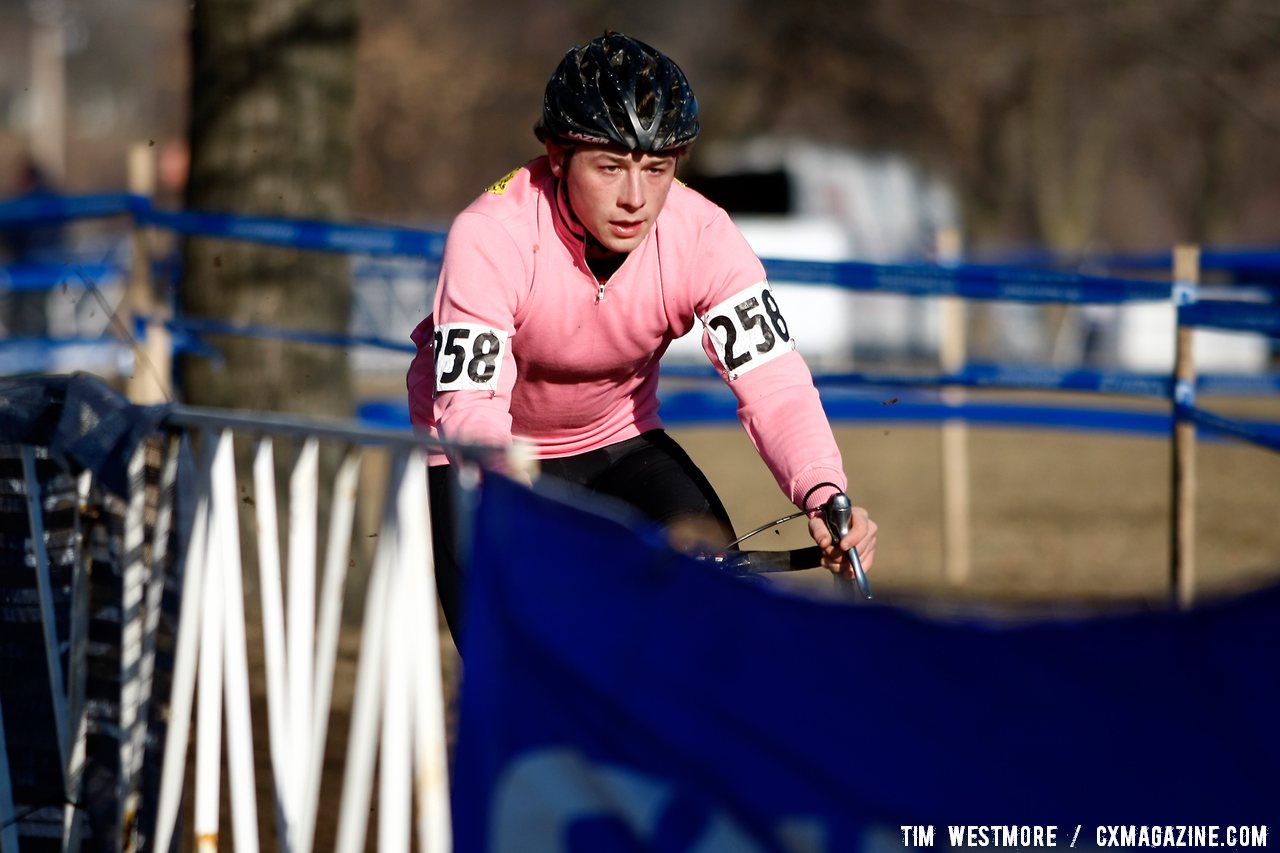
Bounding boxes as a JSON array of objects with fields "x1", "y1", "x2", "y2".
[{"x1": 428, "y1": 430, "x2": 735, "y2": 645}]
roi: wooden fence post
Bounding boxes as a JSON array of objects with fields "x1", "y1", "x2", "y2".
[
  {"x1": 937, "y1": 227, "x2": 972, "y2": 585},
  {"x1": 123, "y1": 141, "x2": 172, "y2": 404},
  {"x1": 1170, "y1": 244, "x2": 1200, "y2": 609}
]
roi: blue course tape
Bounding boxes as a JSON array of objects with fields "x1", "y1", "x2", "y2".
[
  {"x1": 822, "y1": 364, "x2": 1173, "y2": 398},
  {"x1": 662, "y1": 362, "x2": 1280, "y2": 398},
  {"x1": 139, "y1": 207, "x2": 448, "y2": 259},
  {"x1": 163, "y1": 315, "x2": 416, "y2": 354},
  {"x1": 660, "y1": 387, "x2": 1171, "y2": 435},
  {"x1": 838, "y1": 365, "x2": 1280, "y2": 398},
  {"x1": 1105, "y1": 247, "x2": 1280, "y2": 275},
  {"x1": 1, "y1": 192, "x2": 450, "y2": 259},
  {"x1": 358, "y1": 388, "x2": 1279, "y2": 449},
  {"x1": 662, "y1": 362, "x2": 1171, "y2": 397},
  {"x1": 1178, "y1": 300, "x2": 1280, "y2": 338},
  {"x1": 1176, "y1": 403, "x2": 1280, "y2": 453},
  {"x1": 0, "y1": 262, "x2": 127, "y2": 292},
  {"x1": 1202, "y1": 248, "x2": 1280, "y2": 273},
  {"x1": 1199, "y1": 373, "x2": 1280, "y2": 395},
  {"x1": 7, "y1": 192, "x2": 1278, "y2": 285},
  {"x1": 0, "y1": 192, "x2": 143, "y2": 225},
  {"x1": 761, "y1": 257, "x2": 1172, "y2": 304},
  {"x1": 358, "y1": 400, "x2": 415, "y2": 430},
  {"x1": 657, "y1": 387, "x2": 1280, "y2": 451}
]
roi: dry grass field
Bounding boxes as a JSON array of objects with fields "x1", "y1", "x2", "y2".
[{"x1": 674, "y1": 393, "x2": 1280, "y2": 609}]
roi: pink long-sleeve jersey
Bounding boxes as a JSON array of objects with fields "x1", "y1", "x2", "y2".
[{"x1": 406, "y1": 156, "x2": 847, "y2": 511}]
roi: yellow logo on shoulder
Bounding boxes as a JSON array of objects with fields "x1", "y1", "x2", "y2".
[{"x1": 486, "y1": 167, "x2": 523, "y2": 195}]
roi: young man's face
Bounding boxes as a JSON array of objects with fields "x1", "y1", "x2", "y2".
[{"x1": 548, "y1": 142, "x2": 681, "y2": 256}]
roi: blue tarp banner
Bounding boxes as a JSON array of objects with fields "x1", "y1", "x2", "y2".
[{"x1": 453, "y1": 475, "x2": 1279, "y2": 851}]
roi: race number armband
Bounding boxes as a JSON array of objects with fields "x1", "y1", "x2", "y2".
[
  {"x1": 432, "y1": 322, "x2": 508, "y2": 392},
  {"x1": 701, "y1": 281, "x2": 795, "y2": 380}
]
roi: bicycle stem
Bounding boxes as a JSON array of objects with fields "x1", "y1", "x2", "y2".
[{"x1": 824, "y1": 492, "x2": 873, "y2": 600}]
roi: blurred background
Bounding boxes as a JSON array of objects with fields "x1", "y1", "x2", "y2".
[
  {"x1": 3, "y1": 0, "x2": 1279, "y2": 246},
  {"x1": 2, "y1": 8, "x2": 1277, "y2": 848},
  {"x1": 4, "y1": 0, "x2": 1279, "y2": 401}
]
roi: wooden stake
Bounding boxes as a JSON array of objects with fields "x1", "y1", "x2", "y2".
[
  {"x1": 1170, "y1": 245, "x2": 1200, "y2": 609},
  {"x1": 123, "y1": 142, "x2": 172, "y2": 404},
  {"x1": 937, "y1": 227, "x2": 972, "y2": 585},
  {"x1": 29, "y1": 12, "x2": 67, "y2": 182}
]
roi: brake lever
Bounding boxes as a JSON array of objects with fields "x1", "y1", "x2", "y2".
[{"x1": 824, "y1": 492, "x2": 872, "y2": 600}]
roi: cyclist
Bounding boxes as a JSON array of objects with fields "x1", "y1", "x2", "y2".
[{"x1": 408, "y1": 32, "x2": 877, "y2": 640}]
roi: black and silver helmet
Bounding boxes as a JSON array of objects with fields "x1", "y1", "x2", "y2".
[{"x1": 536, "y1": 33, "x2": 700, "y2": 153}]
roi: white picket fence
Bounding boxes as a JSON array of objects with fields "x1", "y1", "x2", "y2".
[{"x1": 1, "y1": 404, "x2": 510, "y2": 852}]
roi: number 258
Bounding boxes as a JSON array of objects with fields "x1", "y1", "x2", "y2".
[
  {"x1": 433, "y1": 327, "x2": 502, "y2": 383},
  {"x1": 708, "y1": 290, "x2": 790, "y2": 371}
]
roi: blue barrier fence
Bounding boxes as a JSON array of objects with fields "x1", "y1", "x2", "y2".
[
  {"x1": 3, "y1": 191, "x2": 1279, "y2": 455},
  {"x1": 7, "y1": 191, "x2": 1279, "y2": 277},
  {"x1": 1106, "y1": 246, "x2": 1280, "y2": 275},
  {"x1": 0, "y1": 261, "x2": 126, "y2": 292},
  {"x1": 661, "y1": 360, "x2": 1280, "y2": 398},
  {"x1": 0, "y1": 191, "x2": 141, "y2": 225},
  {"x1": 139, "y1": 206, "x2": 448, "y2": 258},
  {"x1": 974, "y1": 244, "x2": 1280, "y2": 280},
  {"x1": 759, "y1": 256, "x2": 1174, "y2": 302},
  {"x1": 1179, "y1": 299, "x2": 1280, "y2": 337}
]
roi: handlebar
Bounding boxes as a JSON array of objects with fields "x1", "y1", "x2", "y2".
[
  {"x1": 692, "y1": 491, "x2": 872, "y2": 601},
  {"x1": 823, "y1": 492, "x2": 873, "y2": 600}
]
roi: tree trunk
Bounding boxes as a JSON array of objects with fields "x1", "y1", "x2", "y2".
[
  {"x1": 175, "y1": 8, "x2": 361, "y2": 849},
  {"x1": 180, "y1": 0, "x2": 357, "y2": 419}
]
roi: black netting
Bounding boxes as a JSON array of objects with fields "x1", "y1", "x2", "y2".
[{"x1": 0, "y1": 376, "x2": 182, "y2": 852}]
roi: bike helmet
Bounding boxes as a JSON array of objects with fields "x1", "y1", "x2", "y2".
[{"x1": 536, "y1": 32, "x2": 700, "y2": 153}]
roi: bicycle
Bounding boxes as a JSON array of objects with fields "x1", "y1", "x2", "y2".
[{"x1": 692, "y1": 492, "x2": 873, "y2": 600}]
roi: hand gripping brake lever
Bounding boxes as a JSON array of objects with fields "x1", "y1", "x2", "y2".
[{"x1": 825, "y1": 492, "x2": 872, "y2": 600}]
